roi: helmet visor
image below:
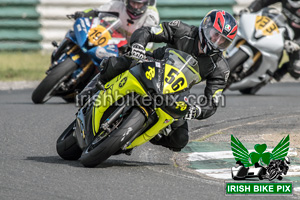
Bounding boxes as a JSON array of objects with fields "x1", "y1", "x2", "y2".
[
  {"x1": 203, "y1": 27, "x2": 232, "y2": 51},
  {"x1": 128, "y1": 0, "x2": 148, "y2": 16}
]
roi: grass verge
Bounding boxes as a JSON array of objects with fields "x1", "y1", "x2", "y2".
[
  {"x1": 0, "y1": 50, "x2": 289, "y2": 81},
  {"x1": 0, "y1": 51, "x2": 50, "y2": 81}
]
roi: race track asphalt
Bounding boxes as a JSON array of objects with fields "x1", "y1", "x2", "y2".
[{"x1": 0, "y1": 82, "x2": 299, "y2": 200}]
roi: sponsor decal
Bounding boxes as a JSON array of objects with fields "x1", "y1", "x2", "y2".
[
  {"x1": 155, "y1": 62, "x2": 161, "y2": 68},
  {"x1": 184, "y1": 96, "x2": 188, "y2": 102},
  {"x1": 119, "y1": 77, "x2": 127, "y2": 88},
  {"x1": 120, "y1": 127, "x2": 133, "y2": 142},
  {"x1": 145, "y1": 66, "x2": 155, "y2": 80},
  {"x1": 175, "y1": 101, "x2": 187, "y2": 111},
  {"x1": 164, "y1": 119, "x2": 171, "y2": 123},
  {"x1": 225, "y1": 24, "x2": 231, "y2": 32},
  {"x1": 224, "y1": 70, "x2": 230, "y2": 82}
]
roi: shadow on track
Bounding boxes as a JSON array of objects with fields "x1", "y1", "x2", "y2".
[{"x1": 26, "y1": 156, "x2": 169, "y2": 168}]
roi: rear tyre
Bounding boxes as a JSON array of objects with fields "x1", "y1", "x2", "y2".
[
  {"x1": 56, "y1": 120, "x2": 82, "y2": 160},
  {"x1": 32, "y1": 58, "x2": 77, "y2": 104},
  {"x1": 80, "y1": 108, "x2": 146, "y2": 167}
]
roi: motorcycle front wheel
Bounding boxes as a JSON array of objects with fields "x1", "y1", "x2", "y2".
[
  {"x1": 227, "y1": 48, "x2": 249, "y2": 72},
  {"x1": 80, "y1": 108, "x2": 146, "y2": 167},
  {"x1": 56, "y1": 120, "x2": 82, "y2": 160},
  {"x1": 225, "y1": 48, "x2": 249, "y2": 90},
  {"x1": 31, "y1": 58, "x2": 77, "y2": 104}
]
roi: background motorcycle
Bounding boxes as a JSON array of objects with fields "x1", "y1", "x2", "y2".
[
  {"x1": 32, "y1": 12, "x2": 127, "y2": 104},
  {"x1": 56, "y1": 48, "x2": 201, "y2": 167},
  {"x1": 225, "y1": 8, "x2": 294, "y2": 95}
]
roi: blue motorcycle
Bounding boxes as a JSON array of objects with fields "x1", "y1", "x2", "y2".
[{"x1": 32, "y1": 12, "x2": 127, "y2": 104}]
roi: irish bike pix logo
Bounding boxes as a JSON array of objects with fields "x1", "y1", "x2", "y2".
[{"x1": 231, "y1": 135, "x2": 290, "y2": 181}]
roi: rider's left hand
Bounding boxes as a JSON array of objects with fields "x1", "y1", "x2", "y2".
[
  {"x1": 130, "y1": 43, "x2": 146, "y2": 60},
  {"x1": 74, "y1": 11, "x2": 85, "y2": 19}
]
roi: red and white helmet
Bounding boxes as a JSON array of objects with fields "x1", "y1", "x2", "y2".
[{"x1": 199, "y1": 10, "x2": 238, "y2": 56}]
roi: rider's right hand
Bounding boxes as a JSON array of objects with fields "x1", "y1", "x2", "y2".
[
  {"x1": 74, "y1": 11, "x2": 85, "y2": 19},
  {"x1": 184, "y1": 104, "x2": 201, "y2": 120},
  {"x1": 284, "y1": 40, "x2": 300, "y2": 53},
  {"x1": 130, "y1": 43, "x2": 146, "y2": 60}
]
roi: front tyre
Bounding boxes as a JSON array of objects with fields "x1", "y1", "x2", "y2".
[
  {"x1": 225, "y1": 48, "x2": 249, "y2": 90},
  {"x1": 227, "y1": 48, "x2": 249, "y2": 72},
  {"x1": 80, "y1": 108, "x2": 146, "y2": 167},
  {"x1": 31, "y1": 58, "x2": 77, "y2": 104},
  {"x1": 56, "y1": 120, "x2": 82, "y2": 160}
]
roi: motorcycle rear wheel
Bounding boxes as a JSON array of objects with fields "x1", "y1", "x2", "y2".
[
  {"x1": 56, "y1": 120, "x2": 82, "y2": 160},
  {"x1": 31, "y1": 58, "x2": 77, "y2": 104},
  {"x1": 80, "y1": 108, "x2": 146, "y2": 167}
]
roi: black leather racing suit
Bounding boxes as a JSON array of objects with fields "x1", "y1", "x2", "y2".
[
  {"x1": 100, "y1": 20, "x2": 230, "y2": 119},
  {"x1": 98, "y1": 21, "x2": 230, "y2": 151},
  {"x1": 248, "y1": 0, "x2": 300, "y2": 79}
]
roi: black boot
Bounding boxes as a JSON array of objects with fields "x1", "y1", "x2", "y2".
[
  {"x1": 149, "y1": 135, "x2": 182, "y2": 152},
  {"x1": 273, "y1": 62, "x2": 288, "y2": 82}
]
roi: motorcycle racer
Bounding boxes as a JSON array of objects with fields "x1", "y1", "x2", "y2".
[
  {"x1": 241, "y1": 0, "x2": 300, "y2": 81},
  {"x1": 88, "y1": 10, "x2": 237, "y2": 151},
  {"x1": 74, "y1": 0, "x2": 159, "y2": 49}
]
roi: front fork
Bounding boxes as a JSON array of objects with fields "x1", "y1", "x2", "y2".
[{"x1": 49, "y1": 41, "x2": 96, "y2": 88}]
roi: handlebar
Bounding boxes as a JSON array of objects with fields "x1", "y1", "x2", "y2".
[{"x1": 66, "y1": 14, "x2": 75, "y2": 19}]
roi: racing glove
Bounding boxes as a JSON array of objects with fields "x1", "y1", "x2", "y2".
[
  {"x1": 184, "y1": 104, "x2": 201, "y2": 120},
  {"x1": 239, "y1": 8, "x2": 250, "y2": 15},
  {"x1": 284, "y1": 40, "x2": 300, "y2": 53},
  {"x1": 74, "y1": 11, "x2": 85, "y2": 19},
  {"x1": 130, "y1": 43, "x2": 146, "y2": 60}
]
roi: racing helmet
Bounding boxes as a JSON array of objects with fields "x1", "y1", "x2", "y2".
[
  {"x1": 126, "y1": 0, "x2": 149, "y2": 20},
  {"x1": 199, "y1": 10, "x2": 238, "y2": 56}
]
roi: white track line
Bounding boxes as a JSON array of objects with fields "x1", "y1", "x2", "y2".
[{"x1": 187, "y1": 149, "x2": 297, "y2": 162}]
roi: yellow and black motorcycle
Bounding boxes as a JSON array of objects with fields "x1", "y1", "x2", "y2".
[{"x1": 56, "y1": 48, "x2": 201, "y2": 167}]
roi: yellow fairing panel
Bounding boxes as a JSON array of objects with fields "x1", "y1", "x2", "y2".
[
  {"x1": 126, "y1": 108, "x2": 174, "y2": 149},
  {"x1": 92, "y1": 71, "x2": 148, "y2": 135}
]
